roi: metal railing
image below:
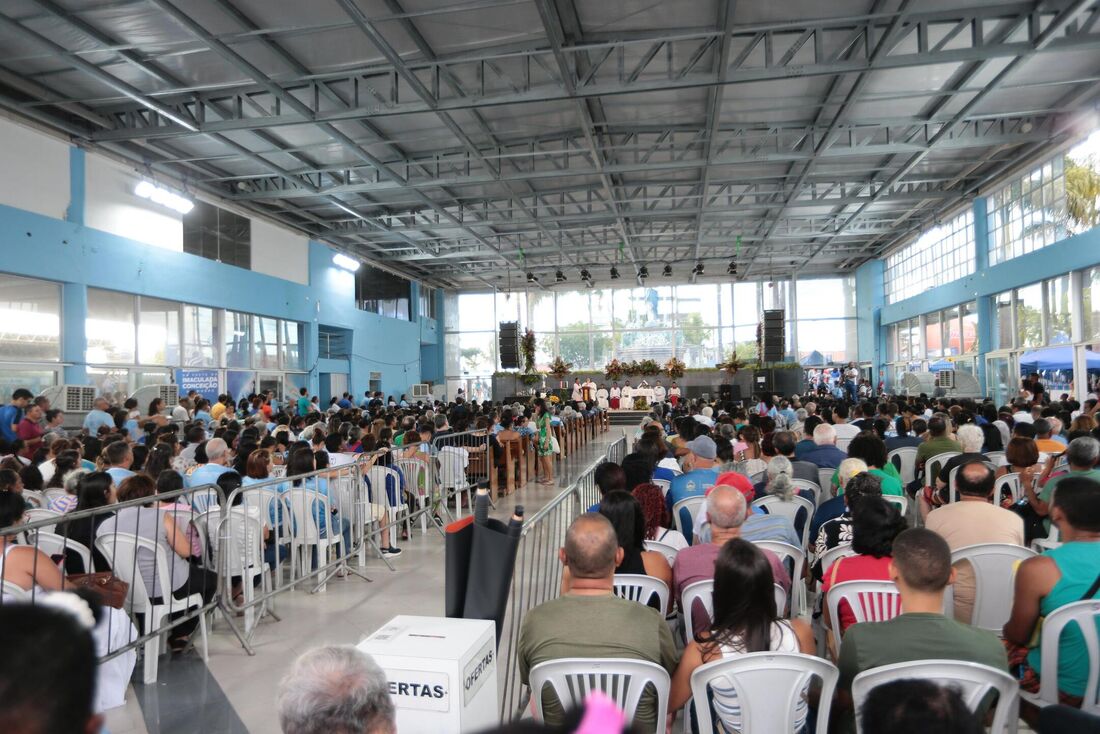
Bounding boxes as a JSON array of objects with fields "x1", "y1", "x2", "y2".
[{"x1": 497, "y1": 430, "x2": 626, "y2": 721}]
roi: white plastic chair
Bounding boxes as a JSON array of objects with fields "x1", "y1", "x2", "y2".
[
  {"x1": 827, "y1": 580, "x2": 902, "y2": 653},
  {"x1": 1032, "y1": 524, "x2": 1061, "y2": 553},
  {"x1": 24, "y1": 508, "x2": 62, "y2": 534},
  {"x1": 681, "y1": 579, "x2": 713, "y2": 642},
  {"x1": 985, "y1": 450, "x2": 1008, "y2": 468},
  {"x1": 853, "y1": 660, "x2": 1021, "y2": 734},
  {"x1": 883, "y1": 494, "x2": 909, "y2": 516},
  {"x1": 994, "y1": 473, "x2": 1022, "y2": 504},
  {"x1": 950, "y1": 543, "x2": 1036, "y2": 633},
  {"x1": 751, "y1": 495, "x2": 815, "y2": 549},
  {"x1": 395, "y1": 458, "x2": 431, "y2": 534},
  {"x1": 282, "y1": 488, "x2": 342, "y2": 591},
  {"x1": 888, "y1": 447, "x2": 918, "y2": 485},
  {"x1": 187, "y1": 487, "x2": 220, "y2": 514},
  {"x1": 436, "y1": 446, "x2": 471, "y2": 518},
  {"x1": 947, "y1": 462, "x2": 997, "y2": 503},
  {"x1": 817, "y1": 542, "x2": 857, "y2": 576},
  {"x1": 791, "y1": 478, "x2": 822, "y2": 507},
  {"x1": 775, "y1": 583, "x2": 790, "y2": 619},
  {"x1": 643, "y1": 539, "x2": 679, "y2": 566},
  {"x1": 214, "y1": 508, "x2": 273, "y2": 635},
  {"x1": 925, "y1": 451, "x2": 961, "y2": 488},
  {"x1": 671, "y1": 496, "x2": 706, "y2": 542},
  {"x1": 31, "y1": 531, "x2": 93, "y2": 575},
  {"x1": 95, "y1": 531, "x2": 208, "y2": 684},
  {"x1": 528, "y1": 658, "x2": 670, "y2": 729},
  {"x1": 752, "y1": 540, "x2": 806, "y2": 616},
  {"x1": 1020, "y1": 599, "x2": 1100, "y2": 713},
  {"x1": 817, "y1": 468, "x2": 837, "y2": 496},
  {"x1": 689, "y1": 652, "x2": 838, "y2": 734},
  {"x1": 652, "y1": 478, "x2": 671, "y2": 497},
  {"x1": 21, "y1": 489, "x2": 44, "y2": 508},
  {"x1": 613, "y1": 574, "x2": 669, "y2": 616}
]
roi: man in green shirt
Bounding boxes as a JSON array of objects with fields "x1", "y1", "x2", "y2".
[
  {"x1": 1035, "y1": 436, "x2": 1100, "y2": 533},
  {"x1": 911, "y1": 416, "x2": 962, "y2": 494},
  {"x1": 518, "y1": 513, "x2": 678, "y2": 733},
  {"x1": 296, "y1": 387, "x2": 311, "y2": 417},
  {"x1": 835, "y1": 528, "x2": 1008, "y2": 732}
]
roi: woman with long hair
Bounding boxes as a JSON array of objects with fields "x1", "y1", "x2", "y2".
[
  {"x1": 669, "y1": 539, "x2": 815, "y2": 731},
  {"x1": 533, "y1": 398, "x2": 554, "y2": 486},
  {"x1": 631, "y1": 482, "x2": 688, "y2": 551},
  {"x1": 595, "y1": 490, "x2": 671, "y2": 590},
  {"x1": 58, "y1": 471, "x2": 116, "y2": 573}
]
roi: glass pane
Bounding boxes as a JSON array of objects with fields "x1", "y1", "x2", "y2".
[
  {"x1": 1016, "y1": 283, "x2": 1044, "y2": 348},
  {"x1": 224, "y1": 310, "x2": 251, "y2": 368},
  {"x1": 86, "y1": 289, "x2": 135, "y2": 364},
  {"x1": 1086, "y1": 267, "x2": 1100, "y2": 344},
  {"x1": 962, "y1": 302, "x2": 979, "y2": 354},
  {"x1": 556, "y1": 291, "x2": 590, "y2": 333},
  {"x1": 557, "y1": 323, "x2": 592, "y2": 368},
  {"x1": 281, "y1": 321, "x2": 303, "y2": 370},
  {"x1": 526, "y1": 291, "x2": 555, "y2": 333},
  {"x1": 137, "y1": 297, "x2": 179, "y2": 366},
  {"x1": 797, "y1": 319, "x2": 857, "y2": 365},
  {"x1": 733, "y1": 324, "x2": 758, "y2": 361},
  {"x1": 613, "y1": 287, "x2": 672, "y2": 330},
  {"x1": 182, "y1": 305, "x2": 218, "y2": 368},
  {"x1": 1046, "y1": 275, "x2": 1072, "y2": 345},
  {"x1": 943, "y1": 306, "x2": 960, "y2": 357},
  {"x1": 0, "y1": 274, "x2": 61, "y2": 362},
  {"x1": 615, "y1": 329, "x2": 673, "y2": 362},
  {"x1": 590, "y1": 289, "x2": 613, "y2": 329},
  {"x1": 494, "y1": 292, "x2": 524, "y2": 325},
  {"x1": 134, "y1": 369, "x2": 171, "y2": 390},
  {"x1": 679, "y1": 327, "x2": 721, "y2": 368},
  {"x1": 764, "y1": 280, "x2": 790, "y2": 313},
  {"x1": 925, "y1": 311, "x2": 942, "y2": 359},
  {"x1": 253, "y1": 316, "x2": 279, "y2": 369},
  {"x1": 87, "y1": 367, "x2": 129, "y2": 405},
  {"x1": 674, "y1": 284, "x2": 721, "y2": 328},
  {"x1": 450, "y1": 332, "x2": 496, "y2": 376},
  {"x1": 0, "y1": 368, "x2": 57, "y2": 404},
  {"x1": 732, "y1": 282, "x2": 758, "y2": 325},
  {"x1": 591, "y1": 330, "x2": 613, "y2": 369},
  {"x1": 796, "y1": 278, "x2": 853, "y2": 319},
  {"x1": 988, "y1": 357, "x2": 1013, "y2": 407},
  {"x1": 992, "y1": 291, "x2": 1013, "y2": 351},
  {"x1": 457, "y1": 293, "x2": 495, "y2": 332}
]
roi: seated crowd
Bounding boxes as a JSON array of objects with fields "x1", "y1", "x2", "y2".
[{"x1": 2, "y1": 382, "x2": 1100, "y2": 733}]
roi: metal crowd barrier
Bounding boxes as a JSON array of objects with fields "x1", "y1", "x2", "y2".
[{"x1": 497, "y1": 430, "x2": 627, "y2": 721}]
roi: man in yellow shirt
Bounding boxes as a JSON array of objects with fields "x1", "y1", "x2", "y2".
[{"x1": 209, "y1": 395, "x2": 227, "y2": 422}]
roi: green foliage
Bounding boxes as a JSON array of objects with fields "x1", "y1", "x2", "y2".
[{"x1": 1066, "y1": 159, "x2": 1100, "y2": 230}]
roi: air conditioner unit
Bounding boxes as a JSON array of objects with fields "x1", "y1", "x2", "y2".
[
  {"x1": 935, "y1": 370, "x2": 956, "y2": 390},
  {"x1": 38, "y1": 385, "x2": 96, "y2": 413},
  {"x1": 410, "y1": 383, "x2": 431, "y2": 399},
  {"x1": 130, "y1": 384, "x2": 179, "y2": 413}
]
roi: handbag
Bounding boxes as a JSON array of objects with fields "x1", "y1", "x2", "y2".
[
  {"x1": 65, "y1": 572, "x2": 129, "y2": 609},
  {"x1": 550, "y1": 434, "x2": 561, "y2": 455}
]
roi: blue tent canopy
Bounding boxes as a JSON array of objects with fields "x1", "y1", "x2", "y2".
[
  {"x1": 800, "y1": 350, "x2": 826, "y2": 366},
  {"x1": 1019, "y1": 347, "x2": 1100, "y2": 371}
]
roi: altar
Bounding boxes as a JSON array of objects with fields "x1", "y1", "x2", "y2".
[{"x1": 620, "y1": 388, "x2": 655, "y2": 409}]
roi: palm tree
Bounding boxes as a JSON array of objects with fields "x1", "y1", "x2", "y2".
[{"x1": 1066, "y1": 158, "x2": 1100, "y2": 231}]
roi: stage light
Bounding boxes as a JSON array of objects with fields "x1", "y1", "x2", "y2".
[
  {"x1": 727, "y1": 260, "x2": 737, "y2": 275},
  {"x1": 662, "y1": 264, "x2": 673, "y2": 277},
  {"x1": 526, "y1": 271, "x2": 538, "y2": 283}
]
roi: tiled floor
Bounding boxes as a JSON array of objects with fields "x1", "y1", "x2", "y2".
[{"x1": 105, "y1": 432, "x2": 622, "y2": 734}]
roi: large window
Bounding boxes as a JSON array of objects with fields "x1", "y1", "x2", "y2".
[
  {"x1": 224, "y1": 310, "x2": 251, "y2": 369},
  {"x1": 884, "y1": 209, "x2": 974, "y2": 304},
  {"x1": 253, "y1": 316, "x2": 280, "y2": 369},
  {"x1": 987, "y1": 156, "x2": 1067, "y2": 265},
  {"x1": 355, "y1": 265, "x2": 411, "y2": 321},
  {"x1": 183, "y1": 200, "x2": 251, "y2": 269},
  {"x1": 0, "y1": 273, "x2": 60, "y2": 362},
  {"x1": 182, "y1": 305, "x2": 218, "y2": 367},
  {"x1": 86, "y1": 289, "x2": 135, "y2": 364},
  {"x1": 137, "y1": 297, "x2": 180, "y2": 366},
  {"x1": 443, "y1": 279, "x2": 858, "y2": 382}
]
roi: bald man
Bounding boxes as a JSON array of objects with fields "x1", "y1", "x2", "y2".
[
  {"x1": 518, "y1": 514, "x2": 678, "y2": 731},
  {"x1": 672, "y1": 486, "x2": 792, "y2": 632}
]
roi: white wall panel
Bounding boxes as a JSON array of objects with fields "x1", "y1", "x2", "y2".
[
  {"x1": 84, "y1": 154, "x2": 182, "y2": 251},
  {"x1": 251, "y1": 218, "x2": 308, "y2": 285},
  {"x1": 0, "y1": 117, "x2": 70, "y2": 220}
]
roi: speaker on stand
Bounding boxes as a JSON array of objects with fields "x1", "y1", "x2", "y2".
[
  {"x1": 762, "y1": 309, "x2": 786, "y2": 362},
  {"x1": 499, "y1": 322, "x2": 520, "y2": 370}
]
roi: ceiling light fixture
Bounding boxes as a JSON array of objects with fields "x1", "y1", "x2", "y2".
[
  {"x1": 662, "y1": 264, "x2": 673, "y2": 277},
  {"x1": 610, "y1": 266, "x2": 620, "y2": 280},
  {"x1": 134, "y1": 180, "x2": 194, "y2": 214},
  {"x1": 580, "y1": 268, "x2": 591, "y2": 282},
  {"x1": 638, "y1": 265, "x2": 649, "y2": 280},
  {"x1": 727, "y1": 260, "x2": 737, "y2": 275},
  {"x1": 693, "y1": 262, "x2": 705, "y2": 276},
  {"x1": 332, "y1": 253, "x2": 361, "y2": 272},
  {"x1": 555, "y1": 269, "x2": 567, "y2": 283},
  {"x1": 526, "y1": 272, "x2": 538, "y2": 284}
]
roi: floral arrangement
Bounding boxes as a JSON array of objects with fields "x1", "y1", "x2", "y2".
[
  {"x1": 548, "y1": 356, "x2": 573, "y2": 379},
  {"x1": 635, "y1": 358, "x2": 661, "y2": 375},
  {"x1": 520, "y1": 372, "x2": 542, "y2": 386},
  {"x1": 664, "y1": 357, "x2": 686, "y2": 380},
  {"x1": 720, "y1": 353, "x2": 747, "y2": 375},
  {"x1": 604, "y1": 358, "x2": 625, "y2": 381},
  {"x1": 549, "y1": 394, "x2": 560, "y2": 404},
  {"x1": 521, "y1": 329, "x2": 537, "y2": 374},
  {"x1": 756, "y1": 323, "x2": 764, "y2": 368}
]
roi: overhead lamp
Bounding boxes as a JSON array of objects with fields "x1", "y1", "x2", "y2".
[
  {"x1": 526, "y1": 272, "x2": 538, "y2": 284},
  {"x1": 638, "y1": 265, "x2": 649, "y2": 280},
  {"x1": 727, "y1": 260, "x2": 738, "y2": 275},
  {"x1": 580, "y1": 268, "x2": 591, "y2": 282},
  {"x1": 332, "y1": 253, "x2": 361, "y2": 272},
  {"x1": 555, "y1": 269, "x2": 567, "y2": 283},
  {"x1": 134, "y1": 180, "x2": 194, "y2": 214},
  {"x1": 693, "y1": 262, "x2": 705, "y2": 276},
  {"x1": 610, "y1": 266, "x2": 620, "y2": 280},
  {"x1": 662, "y1": 264, "x2": 673, "y2": 277}
]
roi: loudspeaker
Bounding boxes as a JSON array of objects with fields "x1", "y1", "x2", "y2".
[
  {"x1": 762, "y1": 309, "x2": 786, "y2": 362},
  {"x1": 499, "y1": 322, "x2": 520, "y2": 369},
  {"x1": 763, "y1": 309, "x2": 784, "y2": 325},
  {"x1": 719, "y1": 384, "x2": 741, "y2": 401}
]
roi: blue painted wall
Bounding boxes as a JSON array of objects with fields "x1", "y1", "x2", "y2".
[{"x1": 0, "y1": 150, "x2": 442, "y2": 399}]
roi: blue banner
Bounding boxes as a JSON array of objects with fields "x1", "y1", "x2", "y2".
[
  {"x1": 174, "y1": 369, "x2": 220, "y2": 403},
  {"x1": 227, "y1": 370, "x2": 256, "y2": 404}
]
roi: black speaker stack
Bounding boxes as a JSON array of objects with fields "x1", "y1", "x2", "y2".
[
  {"x1": 499, "y1": 322, "x2": 520, "y2": 369},
  {"x1": 762, "y1": 309, "x2": 785, "y2": 362}
]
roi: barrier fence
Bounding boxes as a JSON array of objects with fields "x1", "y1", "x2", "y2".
[
  {"x1": 497, "y1": 430, "x2": 627, "y2": 721},
  {"x1": 1, "y1": 421, "x2": 621, "y2": 692}
]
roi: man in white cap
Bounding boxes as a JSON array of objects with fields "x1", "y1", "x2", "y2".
[{"x1": 665, "y1": 435, "x2": 721, "y2": 542}]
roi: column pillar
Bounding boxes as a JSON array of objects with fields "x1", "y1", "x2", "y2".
[
  {"x1": 62, "y1": 282, "x2": 87, "y2": 385},
  {"x1": 973, "y1": 198, "x2": 993, "y2": 396}
]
